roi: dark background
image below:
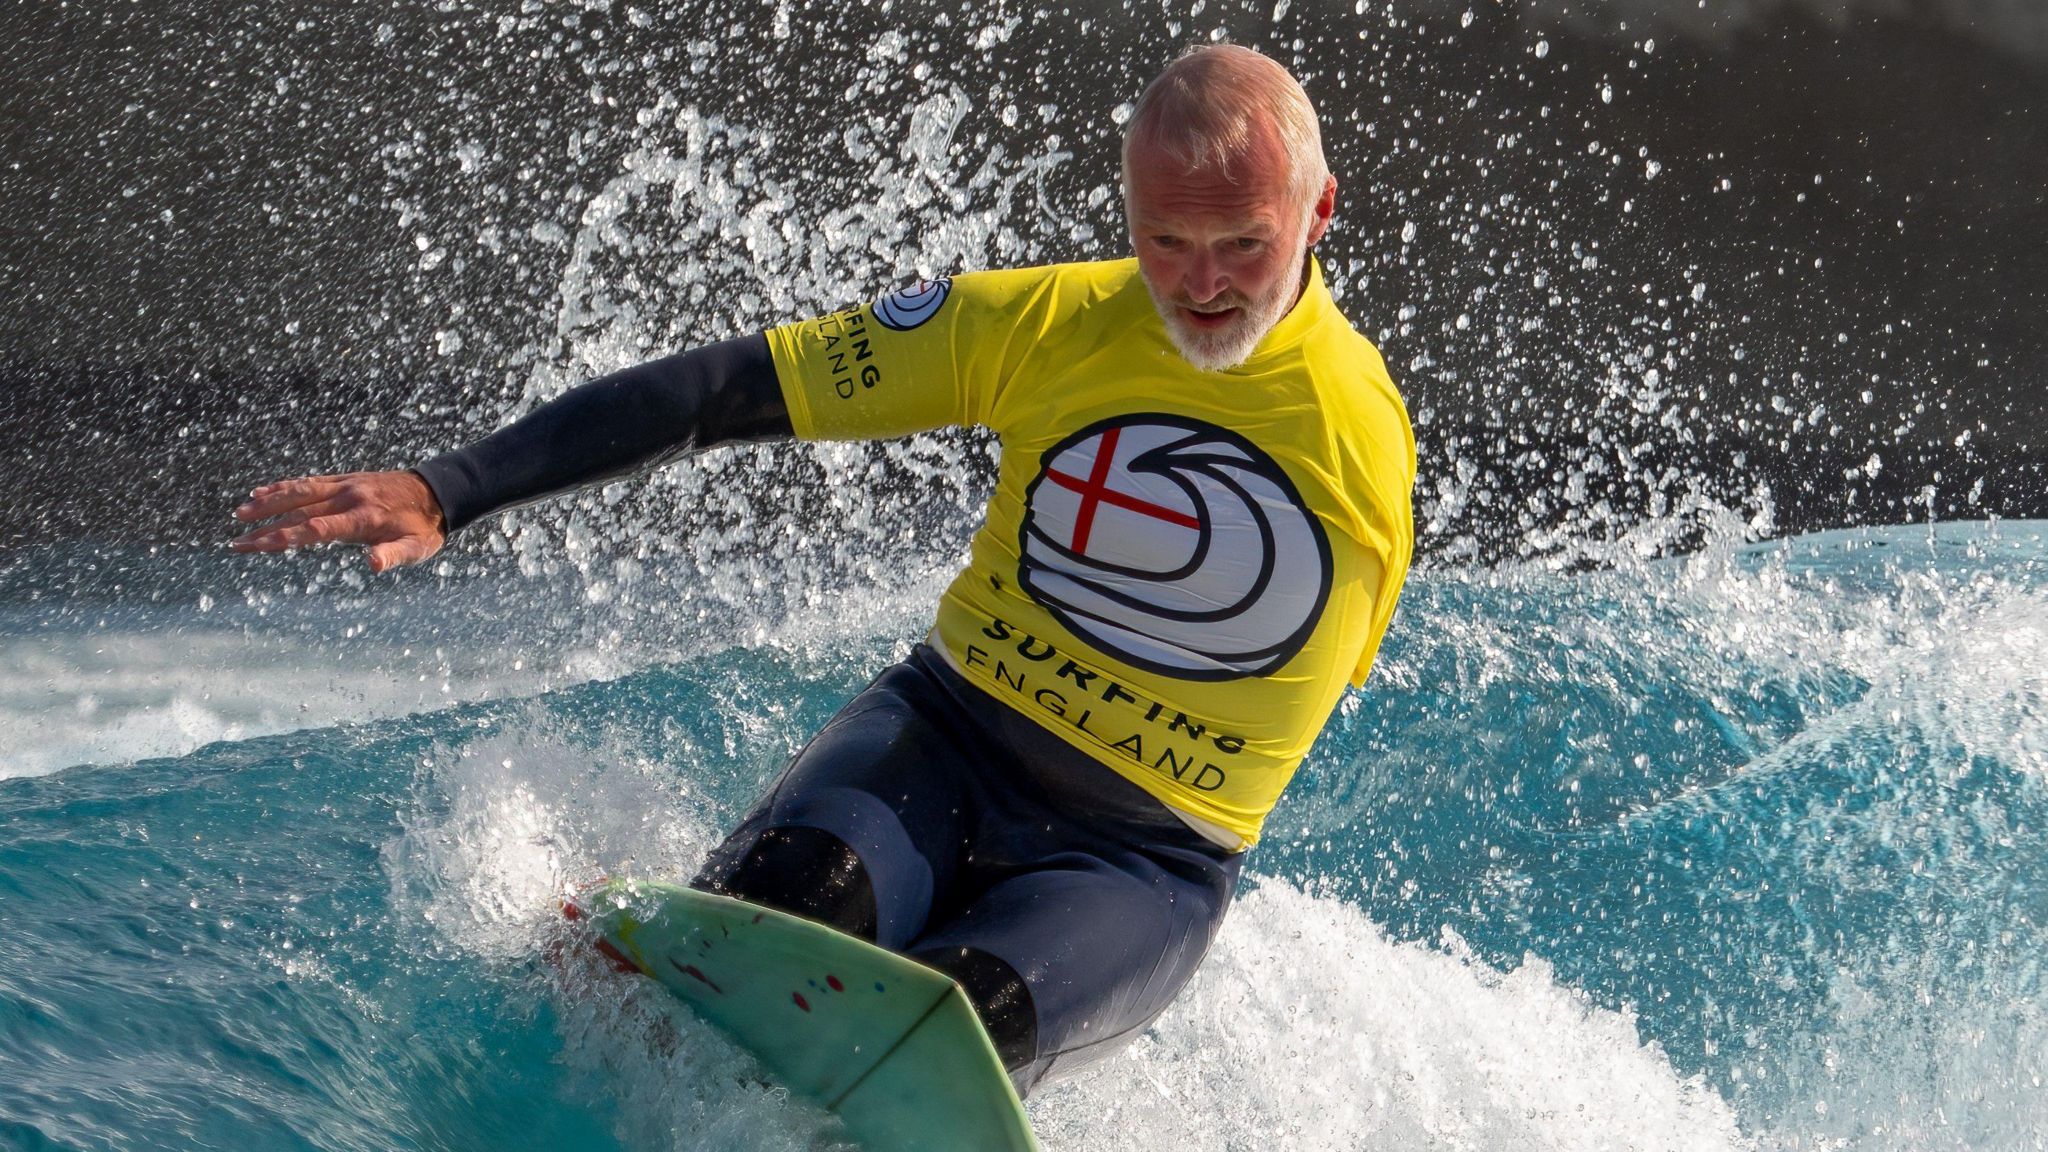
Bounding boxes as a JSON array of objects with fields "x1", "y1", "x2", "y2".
[{"x1": 5, "y1": 0, "x2": 2044, "y2": 564}]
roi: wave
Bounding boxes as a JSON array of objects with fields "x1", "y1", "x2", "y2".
[{"x1": 6, "y1": 523, "x2": 2046, "y2": 1149}]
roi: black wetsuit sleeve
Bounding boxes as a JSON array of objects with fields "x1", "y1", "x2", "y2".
[{"x1": 410, "y1": 333, "x2": 791, "y2": 534}]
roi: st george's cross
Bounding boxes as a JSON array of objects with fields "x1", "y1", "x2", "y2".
[{"x1": 1037, "y1": 425, "x2": 1202, "y2": 556}]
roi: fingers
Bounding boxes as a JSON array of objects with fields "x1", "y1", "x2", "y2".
[
  {"x1": 254, "y1": 499, "x2": 347, "y2": 534},
  {"x1": 235, "y1": 476, "x2": 347, "y2": 522},
  {"x1": 367, "y1": 534, "x2": 441, "y2": 574},
  {"x1": 232, "y1": 518, "x2": 441, "y2": 572},
  {"x1": 228, "y1": 511, "x2": 366, "y2": 553},
  {"x1": 230, "y1": 495, "x2": 352, "y2": 551},
  {"x1": 229, "y1": 469, "x2": 446, "y2": 572}
]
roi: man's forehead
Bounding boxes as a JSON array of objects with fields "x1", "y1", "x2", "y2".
[
  {"x1": 1127, "y1": 138, "x2": 1295, "y2": 225},
  {"x1": 1128, "y1": 192, "x2": 1287, "y2": 234},
  {"x1": 1127, "y1": 111, "x2": 1292, "y2": 182}
]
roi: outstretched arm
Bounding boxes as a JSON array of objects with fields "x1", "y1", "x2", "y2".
[{"x1": 230, "y1": 333, "x2": 790, "y2": 571}]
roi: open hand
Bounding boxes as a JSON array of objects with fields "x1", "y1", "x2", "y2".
[{"x1": 230, "y1": 470, "x2": 447, "y2": 573}]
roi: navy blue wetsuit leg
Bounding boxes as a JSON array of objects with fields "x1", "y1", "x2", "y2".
[
  {"x1": 908, "y1": 841, "x2": 1237, "y2": 1088},
  {"x1": 693, "y1": 645, "x2": 1242, "y2": 1096},
  {"x1": 696, "y1": 663, "x2": 974, "y2": 950}
]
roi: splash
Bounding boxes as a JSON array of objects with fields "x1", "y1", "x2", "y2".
[
  {"x1": 388, "y1": 719, "x2": 1755, "y2": 1151},
  {"x1": 1036, "y1": 882, "x2": 1749, "y2": 1151}
]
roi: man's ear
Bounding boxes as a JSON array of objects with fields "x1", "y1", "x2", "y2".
[{"x1": 1304, "y1": 175, "x2": 1337, "y2": 247}]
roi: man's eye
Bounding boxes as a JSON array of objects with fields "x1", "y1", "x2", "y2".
[
  {"x1": 1234, "y1": 238, "x2": 1263, "y2": 251},
  {"x1": 1152, "y1": 236, "x2": 1183, "y2": 249}
]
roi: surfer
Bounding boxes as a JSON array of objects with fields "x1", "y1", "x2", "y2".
[{"x1": 232, "y1": 45, "x2": 1414, "y2": 1095}]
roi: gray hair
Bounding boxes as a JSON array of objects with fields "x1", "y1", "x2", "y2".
[{"x1": 1120, "y1": 44, "x2": 1331, "y2": 219}]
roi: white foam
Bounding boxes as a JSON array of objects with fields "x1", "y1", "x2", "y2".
[
  {"x1": 0, "y1": 547, "x2": 950, "y2": 782},
  {"x1": 385, "y1": 717, "x2": 856, "y2": 1150},
  {"x1": 0, "y1": 625, "x2": 614, "y2": 780},
  {"x1": 1739, "y1": 960, "x2": 2048, "y2": 1152},
  {"x1": 1031, "y1": 881, "x2": 1748, "y2": 1152}
]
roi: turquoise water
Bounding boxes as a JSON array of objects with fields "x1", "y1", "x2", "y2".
[{"x1": 4, "y1": 521, "x2": 2043, "y2": 1150}]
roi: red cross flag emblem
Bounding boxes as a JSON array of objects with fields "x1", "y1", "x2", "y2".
[
  {"x1": 1018, "y1": 414, "x2": 1333, "y2": 680},
  {"x1": 1042, "y1": 425, "x2": 1203, "y2": 556}
]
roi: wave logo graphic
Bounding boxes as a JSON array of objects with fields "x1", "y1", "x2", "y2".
[
  {"x1": 1018, "y1": 414, "x2": 1332, "y2": 680},
  {"x1": 873, "y1": 277, "x2": 952, "y2": 331}
]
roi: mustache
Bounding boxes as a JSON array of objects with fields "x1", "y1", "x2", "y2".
[{"x1": 1166, "y1": 293, "x2": 1252, "y2": 314}]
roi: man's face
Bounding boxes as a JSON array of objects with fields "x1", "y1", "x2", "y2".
[{"x1": 1126, "y1": 119, "x2": 1335, "y2": 372}]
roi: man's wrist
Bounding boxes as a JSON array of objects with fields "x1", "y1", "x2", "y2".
[{"x1": 405, "y1": 468, "x2": 450, "y2": 534}]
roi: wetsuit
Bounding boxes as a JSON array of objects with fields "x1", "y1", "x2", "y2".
[{"x1": 414, "y1": 257, "x2": 1415, "y2": 1094}]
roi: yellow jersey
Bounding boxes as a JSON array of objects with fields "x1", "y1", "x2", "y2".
[{"x1": 767, "y1": 258, "x2": 1414, "y2": 847}]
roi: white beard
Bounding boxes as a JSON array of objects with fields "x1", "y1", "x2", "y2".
[{"x1": 1142, "y1": 261, "x2": 1302, "y2": 373}]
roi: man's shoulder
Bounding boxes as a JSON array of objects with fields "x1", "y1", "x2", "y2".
[
  {"x1": 1298, "y1": 309, "x2": 1414, "y2": 471},
  {"x1": 939, "y1": 259, "x2": 1147, "y2": 348},
  {"x1": 1317, "y1": 324, "x2": 1402, "y2": 410},
  {"x1": 954, "y1": 258, "x2": 1140, "y2": 305}
]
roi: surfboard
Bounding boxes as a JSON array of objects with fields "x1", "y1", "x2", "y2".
[{"x1": 565, "y1": 878, "x2": 1038, "y2": 1151}]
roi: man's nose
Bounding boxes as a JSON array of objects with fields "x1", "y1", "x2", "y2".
[{"x1": 1184, "y1": 251, "x2": 1228, "y2": 303}]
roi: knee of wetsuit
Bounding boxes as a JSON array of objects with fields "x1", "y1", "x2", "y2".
[
  {"x1": 693, "y1": 825, "x2": 878, "y2": 941},
  {"x1": 917, "y1": 945, "x2": 1039, "y2": 1087}
]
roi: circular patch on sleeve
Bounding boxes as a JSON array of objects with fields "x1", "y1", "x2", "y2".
[{"x1": 873, "y1": 277, "x2": 953, "y2": 331}]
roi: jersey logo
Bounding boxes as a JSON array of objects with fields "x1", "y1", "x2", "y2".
[
  {"x1": 1018, "y1": 414, "x2": 1332, "y2": 680},
  {"x1": 873, "y1": 277, "x2": 952, "y2": 331}
]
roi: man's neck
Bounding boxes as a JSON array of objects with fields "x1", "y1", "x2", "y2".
[{"x1": 1291, "y1": 249, "x2": 1313, "y2": 311}]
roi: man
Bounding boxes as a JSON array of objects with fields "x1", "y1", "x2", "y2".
[{"x1": 231, "y1": 44, "x2": 1415, "y2": 1095}]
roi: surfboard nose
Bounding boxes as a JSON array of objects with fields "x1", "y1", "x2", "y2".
[{"x1": 560, "y1": 879, "x2": 646, "y2": 974}]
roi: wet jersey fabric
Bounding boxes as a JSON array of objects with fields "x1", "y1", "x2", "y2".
[{"x1": 767, "y1": 258, "x2": 1414, "y2": 846}]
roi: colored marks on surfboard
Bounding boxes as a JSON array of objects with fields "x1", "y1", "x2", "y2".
[
  {"x1": 671, "y1": 958, "x2": 724, "y2": 994},
  {"x1": 561, "y1": 900, "x2": 643, "y2": 974},
  {"x1": 793, "y1": 974, "x2": 854, "y2": 1012}
]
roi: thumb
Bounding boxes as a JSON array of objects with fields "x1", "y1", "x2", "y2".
[{"x1": 367, "y1": 536, "x2": 438, "y2": 574}]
